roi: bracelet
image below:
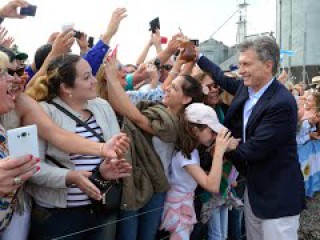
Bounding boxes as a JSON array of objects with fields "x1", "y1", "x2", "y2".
[
  {"x1": 99, "y1": 143, "x2": 105, "y2": 156},
  {"x1": 169, "y1": 70, "x2": 179, "y2": 76}
]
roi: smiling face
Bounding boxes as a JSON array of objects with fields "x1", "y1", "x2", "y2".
[
  {"x1": 63, "y1": 58, "x2": 97, "y2": 102},
  {"x1": 238, "y1": 48, "x2": 273, "y2": 92},
  {"x1": 304, "y1": 94, "x2": 317, "y2": 111},
  {"x1": 202, "y1": 75, "x2": 220, "y2": 107},
  {"x1": 162, "y1": 76, "x2": 191, "y2": 109},
  {"x1": 0, "y1": 70, "x2": 15, "y2": 114}
]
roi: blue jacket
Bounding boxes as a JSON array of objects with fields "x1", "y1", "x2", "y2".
[{"x1": 198, "y1": 56, "x2": 305, "y2": 219}]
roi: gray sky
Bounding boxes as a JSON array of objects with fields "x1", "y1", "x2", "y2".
[{"x1": 2, "y1": 0, "x2": 276, "y2": 64}]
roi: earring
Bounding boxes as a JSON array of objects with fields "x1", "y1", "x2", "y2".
[{"x1": 68, "y1": 93, "x2": 72, "y2": 98}]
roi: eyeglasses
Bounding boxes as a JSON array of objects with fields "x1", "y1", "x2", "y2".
[
  {"x1": 204, "y1": 83, "x2": 218, "y2": 90},
  {"x1": 7, "y1": 67, "x2": 25, "y2": 77}
]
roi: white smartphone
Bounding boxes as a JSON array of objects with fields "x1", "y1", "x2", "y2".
[{"x1": 7, "y1": 125, "x2": 40, "y2": 159}]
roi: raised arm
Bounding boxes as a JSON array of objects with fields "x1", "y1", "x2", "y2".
[
  {"x1": 84, "y1": 8, "x2": 127, "y2": 75},
  {"x1": 16, "y1": 93, "x2": 128, "y2": 158},
  {"x1": 197, "y1": 55, "x2": 240, "y2": 95},
  {"x1": 105, "y1": 54, "x2": 155, "y2": 134},
  {"x1": 26, "y1": 29, "x2": 75, "y2": 90}
]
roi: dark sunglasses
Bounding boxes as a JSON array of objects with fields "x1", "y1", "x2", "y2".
[
  {"x1": 161, "y1": 64, "x2": 173, "y2": 71},
  {"x1": 7, "y1": 67, "x2": 25, "y2": 77}
]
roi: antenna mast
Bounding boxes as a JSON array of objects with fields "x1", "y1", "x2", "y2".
[{"x1": 236, "y1": 0, "x2": 249, "y2": 44}]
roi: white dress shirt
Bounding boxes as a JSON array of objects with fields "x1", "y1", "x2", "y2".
[{"x1": 243, "y1": 78, "x2": 275, "y2": 142}]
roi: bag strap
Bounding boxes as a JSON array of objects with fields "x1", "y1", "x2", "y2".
[
  {"x1": 45, "y1": 154, "x2": 68, "y2": 168},
  {"x1": 47, "y1": 100, "x2": 105, "y2": 143}
]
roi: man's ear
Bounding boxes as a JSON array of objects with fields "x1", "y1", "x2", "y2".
[{"x1": 265, "y1": 60, "x2": 273, "y2": 73}]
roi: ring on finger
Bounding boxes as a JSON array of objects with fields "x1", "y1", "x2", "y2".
[{"x1": 13, "y1": 176, "x2": 22, "y2": 185}]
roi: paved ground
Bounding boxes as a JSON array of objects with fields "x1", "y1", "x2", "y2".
[{"x1": 299, "y1": 192, "x2": 320, "y2": 239}]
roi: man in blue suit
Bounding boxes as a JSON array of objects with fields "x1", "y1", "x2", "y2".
[{"x1": 197, "y1": 36, "x2": 305, "y2": 240}]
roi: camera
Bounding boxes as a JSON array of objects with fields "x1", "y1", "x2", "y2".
[
  {"x1": 74, "y1": 30, "x2": 83, "y2": 39},
  {"x1": 21, "y1": 132, "x2": 27, "y2": 137}
]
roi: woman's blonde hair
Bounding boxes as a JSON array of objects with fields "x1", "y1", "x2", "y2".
[
  {"x1": 96, "y1": 63, "x2": 108, "y2": 100},
  {"x1": 26, "y1": 54, "x2": 81, "y2": 101}
]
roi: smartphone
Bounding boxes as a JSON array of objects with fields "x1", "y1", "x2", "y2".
[
  {"x1": 190, "y1": 39, "x2": 199, "y2": 47},
  {"x1": 61, "y1": 23, "x2": 74, "y2": 32},
  {"x1": 20, "y1": 4, "x2": 37, "y2": 16},
  {"x1": 7, "y1": 125, "x2": 40, "y2": 159},
  {"x1": 74, "y1": 30, "x2": 83, "y2": 39},
  {"x1": 88, "y1": 36, "x2": 94, "y2": 48},
  {"x1": 149, "y1": 17, "x2": 160, "y2": 33}
]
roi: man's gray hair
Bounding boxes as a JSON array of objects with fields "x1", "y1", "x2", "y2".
[{"x1": 238, "y1": 36, "x2": 280, "y2": 76}]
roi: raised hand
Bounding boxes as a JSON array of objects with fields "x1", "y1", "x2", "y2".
[
  {"x1": 0, "y1": 0, "x2": 29, "y2": 19},
  {"x1": 66, "y1": 170, "x2": 102, "y2": 200},
  {"x1": 47, "y1": 32, "x2": 60, "y2": 44},
  {"x1": 0, "y1": 154, "x2": 39, "y2": 196},
  {"x1": 104, "y1": 50, "x2": 119, "y2": 82},
  {"x1": 1, "y1": 36, "x2": 14, "y2": 48},
  {"x1": 103, "y1": 8, "x2": 127, "y2": 44},
  {"x1": 50, "y1": 28, "x2": 75, "y2": 57},
  {"x1": 227, "y1": 137, "x2": 241, "y2": 152},
  {"x1": 167, "y1": 33, "x2": 184, "y2": 55},
  {"x1": 214, "y1": 128, "x2": 233, "y2": 154},
  {"x1": 151, "y1": 29, "x2": 161, "y2": 47},
  {"x1": 101, "y1": 133, "x2": 130, "y2": 159},
  {"x1": 76, "y1": 32, "x2": 89, "y2": 54},
  {"x1": 99, "y1": 158, "x2": 132, "y2": 180}
]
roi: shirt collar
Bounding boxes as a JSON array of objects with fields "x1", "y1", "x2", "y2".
[{"x1": 248, "y1": 77, "x2": 275, "y2": 99}]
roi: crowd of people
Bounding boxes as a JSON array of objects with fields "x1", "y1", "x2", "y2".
[{"x1": 0, "y1": 0, "x2": 319, "y2": 240}]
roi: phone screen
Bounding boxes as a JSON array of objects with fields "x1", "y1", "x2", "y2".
[{"x1": 20, "y1": 4, "x2": 37, "y2": 16}]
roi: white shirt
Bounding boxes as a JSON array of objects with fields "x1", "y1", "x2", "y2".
[
  {"x1": 243, "y1": 78, "x2": 275, "y2": 142},
  {"x1": 169, "y1": 149, "x2": 200, "y2": 193},
  {"x1": 152, "y1": 136, "x2": 175, "y2": 179}
]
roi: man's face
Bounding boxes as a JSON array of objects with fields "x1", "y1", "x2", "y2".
[{"x1": 238, "y1": 49, "x2": 273, "y2": 91}]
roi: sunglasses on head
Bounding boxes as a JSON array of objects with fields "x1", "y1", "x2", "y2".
[{"x1": 7, "y1": 67, "x2": 25, "y2": 77}]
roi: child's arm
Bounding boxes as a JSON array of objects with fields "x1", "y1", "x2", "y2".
[{"x1": 185, "y1": 129, "x2": 233, "y2": 193}]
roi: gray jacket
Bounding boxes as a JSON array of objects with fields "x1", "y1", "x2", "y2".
[{"x1": 26, "y1": 97, "x2": 120, "y2": 208}]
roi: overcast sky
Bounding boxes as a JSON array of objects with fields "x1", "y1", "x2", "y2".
[{"x1": 2, "y1": 0, "x2": 276, "y2": 64}]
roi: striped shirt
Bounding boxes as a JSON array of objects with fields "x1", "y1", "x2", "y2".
[{"x1": 67, "y1": 115, "x2": 103, "y2": 207}]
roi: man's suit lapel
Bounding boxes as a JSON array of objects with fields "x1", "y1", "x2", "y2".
[
  {"x1": 246, "y1": 79, "x2": 278, "y2": 129},
  {"x1": 225, "y1": 85, "x2": 249, "y2": 126}
]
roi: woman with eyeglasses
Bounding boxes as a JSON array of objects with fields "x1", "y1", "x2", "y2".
[{"x1": 0, "y1": 51, "x2": 39, "y2": 233}]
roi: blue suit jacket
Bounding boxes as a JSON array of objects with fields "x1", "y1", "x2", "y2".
[{"x1": 198, "y1": 56, "x2": 305, "y2": 219}]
